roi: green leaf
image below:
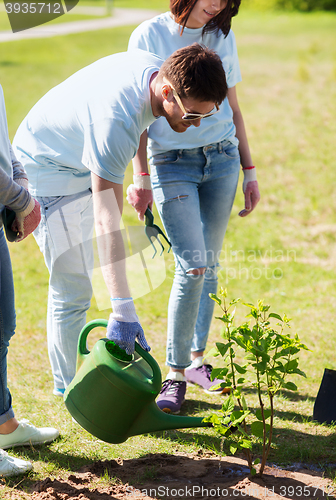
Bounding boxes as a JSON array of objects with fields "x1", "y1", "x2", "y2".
[
  {"x1": 232, "y1": 388, "x2": 242, "y2": 399},
  {"x1": 203, "y1": 414, "x2": 221, "y2": 425},
  {"x1": 213, "y1": 425, "x2": 230, "y2": 436},
  {"x1": 290, "y1": 347, "x2": 301, "y2": 356},
  {"x1": 284, "y1": 359, "x2": 299, "y2": 371},
  {"x1": 248, "y1": 309, "x2": 259, "y2": 320},
  {"x1": 253, "y1": 361, "x2": 267, "y2": 372},
  {"x1": 233, "y1": 363, "x2": 247, "y2": 374},
  {"x1": 230, "y1": 444, "x2": 238, "y2": 455},
  {"x1": 275, "y1": 347, "x2": 292, "y2": 358},
  {"x1": 240, "y1": 439, "x2": 253, "y2": 450},
  {"x1": 205, "y1": 347, "x2": 219, "y2": 358},
  {"x1": 245, "y1": 353, "x2": 257, "y2": 361},
  {"x1": 282, "y1": 381, "x2": 297, "y2": 391},
  {"x1": 256, "y1": 409, "x2": 272, "y2": 421},
  {"x1": 251, "y1": 467, "x2": 257, "y2": 476},
  {"x1": 293, "y1": 368, "x2": 307, "y2": 378},
  {"x1": 216, "y1": 342, "x2": 233, "y2": 357},
  {"x1": 231, "y1": 410, "x2": 250, "y2": 425},
  {"x1": 251, "y1": 421, "x2": 270, "y2": 438},
  {"x1": 222, "y1": 395, "x2": 235, "y2": 414},
  {"x1": 211, "y1": 382, "x2": 229, "y2": 393},
  {"x1": 232, "y1": 335, "x2": 249, "y2": 350},
  {"x1": 211, "y1": 367, "x2": 229, "y2": 381},
  {"x1": 253, "y1": 458, "x2": 261, "y2": 465},
  {"x1": 227, "y1": 309, "x2": 236, "y2": 322},
  {"x1": 260, "y1": 353, "x2": 271, "y2": 364},
  {"x1": 242, "y1": 302, "x2": 256, "y2": 310},
  {"x1": 241, "y1": 395, "x2": 248, "y2": 411},
  {"x1": 269, "y1": 313, "x2": 283, "y2": 321},
  {"x1": 215, "y1": 316, "x2": 231, "y2": 323},
  {"x1": 209, "y1": 293, "x2": 221, "y2": 305}
]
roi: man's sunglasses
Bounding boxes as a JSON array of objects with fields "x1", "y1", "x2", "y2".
[{"x1": 164, "y1": 78, "x2": 220, "y2": 121}]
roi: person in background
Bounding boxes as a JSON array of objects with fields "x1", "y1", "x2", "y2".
[
  {"x1": 127, "y1": 0, "x2": 260, "y2": 413},
  {"x1": 0, "y1": 84, "x2": 59, "y2": 477},
  {"x1": 13, "y1": 44, "x2": 229, "y2": 397}
]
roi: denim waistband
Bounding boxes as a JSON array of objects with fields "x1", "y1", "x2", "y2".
[{"x1": 153, "y1": 139, "x2": 234, "y2": 159}]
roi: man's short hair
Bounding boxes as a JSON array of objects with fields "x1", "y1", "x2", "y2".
[{"x1": 159, "y1": 43, "x2": 228, "y2": 105}]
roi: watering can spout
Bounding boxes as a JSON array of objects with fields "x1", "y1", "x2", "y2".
[{"x1": 128, "y1": 401, "x2": 212, "y2": 438}]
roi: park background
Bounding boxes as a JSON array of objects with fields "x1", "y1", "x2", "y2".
[{"x1": 0, "y1": 0, "x2": 336, "y2": 495}]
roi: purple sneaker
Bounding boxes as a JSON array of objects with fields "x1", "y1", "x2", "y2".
[
  {"x1": 185, "y1": 364, "x2": 230, "y2": 395},
  {"x1": 156, "y1": 379, "x2": 187, "y2": 414}
]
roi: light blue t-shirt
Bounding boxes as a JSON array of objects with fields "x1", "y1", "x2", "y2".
[
  {"x1": 13, "y1": 50, "x2": 161, "y2": 197},
  {"x1": 128, "y1": 12, "x2": 242, "y2": 157},
  {"x1": 0, "y1": 85, "x2": 13, "y2": 214}
]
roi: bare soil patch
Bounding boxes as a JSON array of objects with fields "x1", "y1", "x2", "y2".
[{"x1": 29, "y1": 453, "x2": 335, "y2": 500}]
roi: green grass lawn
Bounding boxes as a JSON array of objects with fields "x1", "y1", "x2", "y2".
[{"x1": 1, "y1": 6, "x2": 336, "y2": 496}]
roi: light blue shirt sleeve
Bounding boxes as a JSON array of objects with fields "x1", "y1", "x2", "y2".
[
  {"x1": 0, "y1": 85, "x2": 11, "y2": 179},
  {"x1": 0, "y1": 85, "x2": 30, "y2": 215},
  {"x1": 82, "y1": 118, "x2": 140, "y2": 184}
]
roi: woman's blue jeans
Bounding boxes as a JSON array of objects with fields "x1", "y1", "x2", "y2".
[
  {"x1": 0, "y1": 229, "x2": 16, "y2": 423},
  {"x1": 150, "y1": 140, "x2": 240, "y2": 369}
]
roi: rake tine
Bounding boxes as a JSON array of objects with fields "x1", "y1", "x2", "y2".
[
  {"x1": 145, "y1": 226, "x2": 165, "y2": 258},
  {"x1": 149, "y1": 239, "x2": 157, "y2": 259},
  {"x1": 152, "y1": 225, "x2": 172, "y2": 253},
  {"x1": 144, "y1": 208, "x2": 172, "y2": 258},
  {"x1": 145, "y1": 227, "x2": 157, "y2": 258}
]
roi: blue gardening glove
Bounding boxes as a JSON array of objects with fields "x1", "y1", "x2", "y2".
[
  {"x1": 107, "y1": 297, "x2": 151, "y2": 355},
  {"x1": 107, "y1": 319, "x2": 150, "y2": 355}
]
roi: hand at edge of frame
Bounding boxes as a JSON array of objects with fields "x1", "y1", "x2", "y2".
[{"x1": 239, "y1": 180, "x2": 260, "y2": 217}]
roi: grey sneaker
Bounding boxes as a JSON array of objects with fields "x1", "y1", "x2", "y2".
[
  {"x1": 0, "y1": 419, "x2": 59, "y2": 450},
  {"x1": 185, "y1": 364, "x2": 230, "y2": 395},
  {"x1": 156, "y1": 379, "x2": 187, "y2": 414},
  {"x1": 0, "y1": 449, "x2": 33, "y2": 477}
]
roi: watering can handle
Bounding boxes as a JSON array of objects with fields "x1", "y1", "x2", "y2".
[
  {"x1": 78, "y1": 319, "x2": 108, "y2": 356},
  {"x1": 77, "y1": 319, "x2": 161, "y2": 383},
  {"x1": 133, "y1": 342, "x2": 161, "y2": 383}
]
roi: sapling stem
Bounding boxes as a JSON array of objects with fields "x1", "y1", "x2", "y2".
[
  {"x1": 221, "y1": 296, "x2": 253, "y2": 469},
  {"x1": 254, "y1": 312, "x2": 268, "y2": 476},
  {"x1": 262, "y1": 393, "x2": 274, "y2": 475}
]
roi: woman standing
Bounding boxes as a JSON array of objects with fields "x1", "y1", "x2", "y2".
[
  {"x1": 0, "y1": 85, "x2": 59, "y2": 476},
  {"x1": 127, "y1": 0, "x2": 260, "y2": 413}
]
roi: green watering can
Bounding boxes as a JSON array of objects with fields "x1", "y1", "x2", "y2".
[{"x1": 64, "y1": 319, "x2": 212, "y2": 444}]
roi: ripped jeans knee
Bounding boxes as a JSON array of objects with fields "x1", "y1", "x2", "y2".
[{"x1": 186, "y1": 266, "x2": 206, "y2": 276}]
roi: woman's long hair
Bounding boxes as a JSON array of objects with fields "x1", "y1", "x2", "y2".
[{"x1": 170, "y1": 0, "x2": 241, "y2": 38}]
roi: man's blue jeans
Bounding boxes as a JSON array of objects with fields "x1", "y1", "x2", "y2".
[
  {"x1": 150, "y1": 140, "x2": 240, "y2": 369},
  {"x1": 0, "y1": 229, "x2": 15, "y2": 423}
]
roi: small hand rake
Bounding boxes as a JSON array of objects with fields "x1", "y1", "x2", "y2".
[{"x1": 144, "y1": 208, "x2": 172, "y2": 258}]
